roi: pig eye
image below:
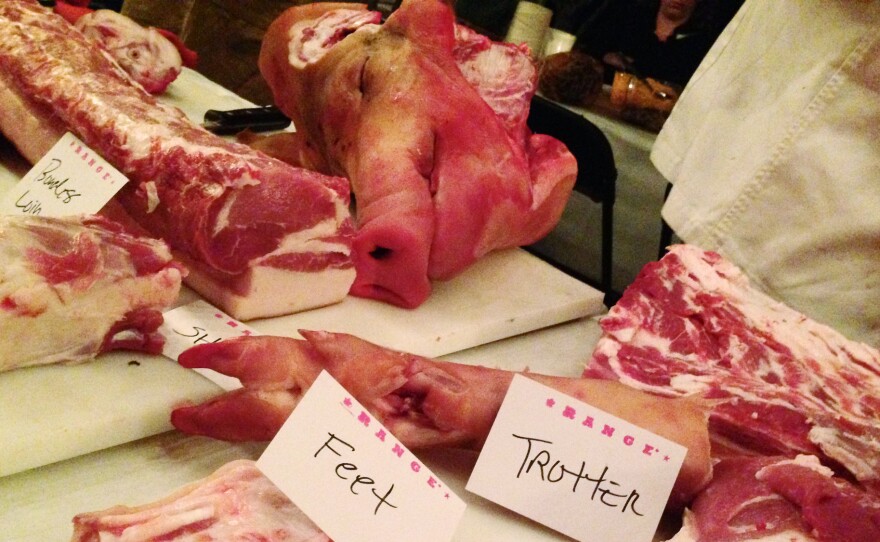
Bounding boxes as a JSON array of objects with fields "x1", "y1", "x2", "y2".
[{"x1": 358, "y1": 59, "x2": 368, "y2": 95}]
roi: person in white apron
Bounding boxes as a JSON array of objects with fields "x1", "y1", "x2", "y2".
[{"x1": 651, "y1": 0, "x2": 880, "y2": 346}]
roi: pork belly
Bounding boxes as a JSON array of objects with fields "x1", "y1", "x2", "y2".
[{"x1": 584, "y1": 244, "x2": 880, "y2": 493}]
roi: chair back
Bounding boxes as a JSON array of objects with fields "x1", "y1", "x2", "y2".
[
  {"x1": 526, "y1": 95, "x2": 618, "y2": 303},
  {"x1": 527, "y1": 95, "x2": 617, "y2": 204}
]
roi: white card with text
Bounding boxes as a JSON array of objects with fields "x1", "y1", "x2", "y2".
[
  {"x1": 466, "y1": 375, "x2": 686, "y2": 542},
  {"x1": 257, "y1": 370, "x2": 466, "y2": 542},
  {"x1": 0, "y1": 132, "x2": 127, "y2": 217},
  {"x1": 160, "y1": 299, "x2": 259, "y2": 390}
]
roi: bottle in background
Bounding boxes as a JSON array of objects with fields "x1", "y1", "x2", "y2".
[{"x1": 504, "y1": 0, "x2": 553, "y2": 59}]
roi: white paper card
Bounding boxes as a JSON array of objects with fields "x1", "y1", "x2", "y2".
[
  {"x1": 0, "y1": 132, "x2": 127, "y2": 217},
  {"x1": 258, "y1": 370, "x2": 466, "y2": 542},
  {"x1": 160, "y1": 299, "x2": 259, "y2": 390},
  {"x1": 466, "y1": 375, "x2": 686, "y2": 542}
]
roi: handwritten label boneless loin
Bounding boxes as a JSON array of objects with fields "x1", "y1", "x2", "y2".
[
  {"x1": 0, "y1": 132, "x2": 127, "y2": 217},
  {"x1": 258, "y1": 371, "x2": 466, "y2": 542},
  {"x1": 467, "y1": 375, "x2": 686, "y2": 542}
]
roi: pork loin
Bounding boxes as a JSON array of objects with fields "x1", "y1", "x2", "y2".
[{"x1": 0, "y1": 0, "x2": 355, "y2": 321}]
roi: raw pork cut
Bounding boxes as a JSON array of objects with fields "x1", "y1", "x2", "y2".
[
  {"x1": 54, "y1": 0, "x2": 199, "y2": 89},
  {"x1": 73, "y1": 9, "x2": 183, "y2": 94},
  {"x1": 71, "y1": 460, "x2": 330, "y2": 542},
  {"x1": 668, "y1": 455, "x2": 880, "y2": 542},
  {"x1": 584, "y1": 245, "x2": 880, "y2": 492},
  {"x1": 170, "y1": 330, "x2": 712, "y2": 508},
  {"x1": 0, "y1": 0, "x2": 355, "y2": 321},
  {"x1": 259, "y1": 0, "x2": 577, "y2": 308},
  {"x1": 0, "y1": 214, "x2": 183, "y2": 372}
]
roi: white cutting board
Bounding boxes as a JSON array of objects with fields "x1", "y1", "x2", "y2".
[
  {"x1": 254, "y1": 247, "x2": 603, "y2": 358},
  {"x1": 0, "y1": 247, "x2": 603, "y2": 477},
  {"x1": 0, "y1": 69, "x2": 605, "y2": 477}
]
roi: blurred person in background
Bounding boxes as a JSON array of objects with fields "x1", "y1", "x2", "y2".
[
  {"x1": 651, "y1": 0, "x2": 880, "y2": 346},
  {"x1": 570, "y1": 0, "x2": 742, "y2": 87}
]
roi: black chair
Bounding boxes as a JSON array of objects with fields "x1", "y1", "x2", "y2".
[
  {"x1": 525, "y1": 95, "x2": 619, "y2": 305},
  {"x1": 658, "y1": 182, "x2": 674, "y2": 259}
]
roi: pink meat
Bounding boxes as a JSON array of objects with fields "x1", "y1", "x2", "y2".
[
  {"x1": 259, "y1": 0, "x2": 577, "y2": 308},
  {"x1": 671, "y1": 455, "x2": 880, "y2": 542},
  {"x1": 71, "y1": 460, "x2": 330, "y2": 542},
  {"x1": 170, "y1": 331, "x2": 712, "y2": 509},
  {"x1": 584, "y1": 245, "x2": 880, "y2": 493},
  {"x1": 0, "y1": 0, "x2": 356, "y2": 320},
  {"x1": 0, "y1": 214, "x2": 184, "y2": 371}
]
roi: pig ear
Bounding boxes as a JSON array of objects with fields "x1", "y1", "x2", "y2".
[
  {"x1": 53, "y1": 2, "x2": 94, "y2": 24},
  {"x1": 384, "y1": 0, "x2": 457, "y2": 54},
  {"x1": 155, "y1": 28, "x2": 198, "y2": 68}
]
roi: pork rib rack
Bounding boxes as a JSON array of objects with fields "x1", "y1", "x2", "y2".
[
  {"x1": 259, "y1": 0, "x2": 577, "y2": 308},
  {"x1": 0, "y1": 0, "x2": 355, "y2": 320},
  {"x1": 585, "y1": 244, "x2": 880, "y2": 494}
]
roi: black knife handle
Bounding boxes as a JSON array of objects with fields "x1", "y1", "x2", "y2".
[{"x1": 203, "y1": 105, "x2": 291, "y2": 135}]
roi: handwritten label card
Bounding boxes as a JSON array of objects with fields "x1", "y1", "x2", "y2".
[
  {"x1": 0, "y1": 132, "x2": 128, "y2": 217},
  {"x1": 160, "y1": 300, "x2": 259, "y2": 390},
  {"x1": 257, "y1": 370, "x2": 466, "y2": 542},
  {"x1": 466, "y1": 375, "x2": 686, "y2": 542}
]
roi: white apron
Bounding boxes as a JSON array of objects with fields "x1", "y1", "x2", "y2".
[{"x1": 651, "y1": 0, "x2": 880, "y2": 346}]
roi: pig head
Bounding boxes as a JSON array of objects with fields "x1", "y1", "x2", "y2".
[{"x1": 260, "y1": 0, "x2": 577, "y2": 308}]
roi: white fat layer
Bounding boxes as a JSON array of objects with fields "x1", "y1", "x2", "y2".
[
  {"x1": 804, "y1": 429, "x2": 876, "y2": 482},
  {"x1": 120, "y1": 122, "x2": 252, "y2": 171},
  {"x1": 186, "y1": 264, "x2": 355, "y2": 321},
  {"x1": 144, "y1": 181, "x2": 159, "y2": 213},
  {"x1": 261, "y1": 229, "x2": 351, "y2": 261},
  {"x1": 755, "y1": 454, "x2": 834, "y2": 480}
]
